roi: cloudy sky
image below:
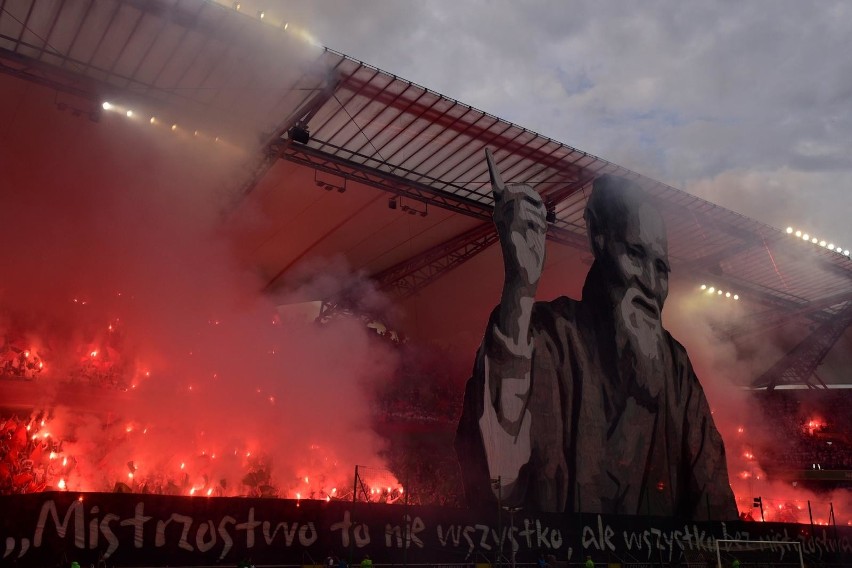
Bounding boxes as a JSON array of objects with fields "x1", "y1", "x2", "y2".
[{"x1": 277, "y1": 0, "x2": 852, "y2": 246}]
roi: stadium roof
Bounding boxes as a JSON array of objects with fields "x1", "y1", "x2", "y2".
[{"x1": 1, "y1": 0, "x2": 850, "y2": 353}]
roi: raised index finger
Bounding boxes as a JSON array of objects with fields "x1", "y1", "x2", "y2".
[{"x1": 485, "y1": 148, "x2": 505, "y2": 200}]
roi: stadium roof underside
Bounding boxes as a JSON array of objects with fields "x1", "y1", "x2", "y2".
[{"x1": 2, "y1": 0, "x2": 851, "y2": 389}]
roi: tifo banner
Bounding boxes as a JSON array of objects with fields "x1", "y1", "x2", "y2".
[{"x1": 2, "y1": 493, "x2": 851, "y2": 566}]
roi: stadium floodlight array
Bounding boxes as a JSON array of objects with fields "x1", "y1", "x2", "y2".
[
  {"x1": 786, "y1": 226, "x2": 850, "y2": 257},
  {"x1": 100, "y1": 101, "x2": 224, "y2": 144},
  {"x1": 699, "y1": 284, "x2": 739, "y2": 300}
]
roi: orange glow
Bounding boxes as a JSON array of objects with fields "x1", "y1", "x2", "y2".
[{"x1": 58, "y1": 479, "x2": 66, "y2": 489}]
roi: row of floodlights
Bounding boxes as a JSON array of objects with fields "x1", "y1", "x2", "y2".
[
  {"x1": 699, "y1": 285, "x2": 739, "y2": 300},
  {"x1": 101, "y1": 102, "x2": 222, "y2": 143},
  {"x1": 785, "y1": 227, "x2": 850, "y2": 257},
  {"x1": 233, "y1": 3, "x2": 289, "y2": 30}
]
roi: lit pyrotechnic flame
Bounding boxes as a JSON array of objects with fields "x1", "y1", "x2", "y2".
[
  {"x1": 49, "y1": 451, "x2": 57, "y2": 460},
  {"x1": 90, "y1": 350, "x2": 98, "y2": 357},
  {"x1": 206, "y1": 488, "x2": 213, "y2": 496},
  {"x1": 62, "y1": 457, "x2": 67, "y2": 467},
  {"x1": 58, "y1": 479, "x2": 66, "y2": 490}
]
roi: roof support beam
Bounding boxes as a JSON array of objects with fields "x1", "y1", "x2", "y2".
[
  {"x1": 282, "y1": 143, "x2": 493, "y2": 220},
  {"x1": 374, "y1": 223, "x2": 498, "y2": 300},
  {"x1": 235, "y1": 72, "x2": 340, "y2": 198},
  {"x1": 724, "y1": 291, "x2": 852, "y2": 339},
  {"x1": 752, "y1": 302, "x2": 852, "y2": 390}
]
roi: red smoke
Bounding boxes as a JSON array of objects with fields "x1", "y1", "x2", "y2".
[{"x1": 0, "y1": 68, "x2": 399, "y2": 500}]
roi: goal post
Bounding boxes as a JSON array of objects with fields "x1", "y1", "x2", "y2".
[{"x1": 714, "y1": 538, "x2": 804, "y2": 568}]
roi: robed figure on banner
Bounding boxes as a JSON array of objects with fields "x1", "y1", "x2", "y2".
[{"x1": 455, "y1": 150, "x2": 737, "y2": 520}]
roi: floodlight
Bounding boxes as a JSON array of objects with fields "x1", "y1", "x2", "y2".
[
  {"x1": 819, "y1": 240, "x2": 827, "y2": 247},
  {"x1": 717, "y1": 290, "x2": 723, "y2": 295},
  {"x1": 283, "y1": 22, "x2": 289, "y2": 30},
  {"x1": 102, "y1": 102, "x2": 113, "y2": 110},
  {"x1": 802, "y1": 233, "x2": 810, "y2": 240},
  {"x1": 708, "y1": 287, "x2": 715, "y2": 293},
  {"x1": 786, "y1": 227, "x2": 793, "y2": 234},
  {"x1": 125, "y1": 110, "x2": 133, "y2": 117},
  {"x1": 845, "y1": 250, "x2": 850, "y2": 256},
  {"x1": 811, "y1": 237, "x2": 818, "y2": 243},
  {"x1": 795, "y1": 230, "x2": 802, "y2": 237},
  {"x1": 828, "y1": 244, "x2": 835, "y2": 250},
  {"x1": 149, "y1": 116, "x2": 156, "y2": 124},
  {"x1": 700, "y1": 284, "x2": 707, "y2": 290},
  {"x1": 258, "y1": 11, "x2": 265, "y2": 19},
  {"x1": 171, "y1": 124, "x2": 177, "y2": 131},
  {"x1": 726, "y1": 292, "x2": 731, "y2": 298},
  {"x1": 734, "y1": 295, "x2": 739, "y2": 300}
]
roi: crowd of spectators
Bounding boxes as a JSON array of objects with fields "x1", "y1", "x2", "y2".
[
  {"x1": 0, "y1": 412, "x2": 65, "y2": 494},
  {"x1": 754, "y1": 390, "x2": 852, "y2": 472}
]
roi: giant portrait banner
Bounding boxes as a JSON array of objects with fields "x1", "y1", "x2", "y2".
[{"x1": 2, "y1": 492, "x2": 851, "y2": 566}]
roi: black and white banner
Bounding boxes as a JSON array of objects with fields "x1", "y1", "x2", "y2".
[{"x1": 1, "y1": 493, "x2": 850, "y2": 566}]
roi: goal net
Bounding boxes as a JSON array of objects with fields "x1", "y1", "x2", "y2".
[{"x1": 713, "y1": 539, "x2": 804, "y2": 568}]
